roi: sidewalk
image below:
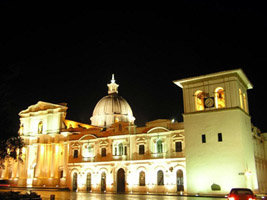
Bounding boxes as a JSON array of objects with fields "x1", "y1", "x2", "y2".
[{"x1": 0, "y1": 186, "x2": 70, "y2": 191}]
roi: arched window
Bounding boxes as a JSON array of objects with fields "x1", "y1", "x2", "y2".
[
  {"x1": 239, "y1": 89, "x2": 243, "y2": 109},
  {"x1": 8, "y1": 169, "x2": 12, "y2": 179},
  {"x1": 243, "y1": 93, "x2": 248, "y2": 113},
  {"x1": 86, "y1": 172, "x2": 91, "y2": 192},
  {"x1": 195, "y1": 90, "x2": 204, "y2": 111},
  {"x1": 72, "y1": 172, "x2": 78, "y2": 191},
  {"x1": 101, "y1": 172, "x2": 106, "y2": 192},
  {"x1": 177, "y1": 170, "x2": 184, "y2": 192},
  {"x1": 157, "y1": 170, "x2": 164, "y2": 185},
  {"x1": 139, "y1": 171, "x2": 146, "y2": 186},
  {"x1": 157, "y1": 140, "x2": 163, "y2": 154},
  {"x1": 117, "y1": 168, "x2": 125, "y2": 193},
  {"x1": 215, "y1": 87, "x2": 225, "y2": 108},
  {"x1": 38, "y1": 121, "x2": 43, "y2": 134}
]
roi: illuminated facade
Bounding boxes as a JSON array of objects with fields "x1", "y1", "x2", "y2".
[{"x1": 1, "y1": 69, "x2": 267, "y2": 195}]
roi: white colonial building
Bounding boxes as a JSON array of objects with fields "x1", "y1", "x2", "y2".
[{"x1": 1, "y1": 69, "x2": 267, "y2": 195}]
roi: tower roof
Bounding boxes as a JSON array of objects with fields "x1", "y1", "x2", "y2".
[{"x1": 173, "y1": 68, "x2": 253, "y2": 89}]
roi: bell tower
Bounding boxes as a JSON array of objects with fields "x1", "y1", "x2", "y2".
[{"x1": 174, "y1": 69, "x2": 258, "y2": 194}]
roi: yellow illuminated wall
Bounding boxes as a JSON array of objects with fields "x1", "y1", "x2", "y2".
[{"x1": 19, "y1": 101, "x2": 67, "y2": 136}]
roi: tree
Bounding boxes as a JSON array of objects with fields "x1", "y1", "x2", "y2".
[
  {"x1": 0, "y1": 66, "x2": 25, "y2": 168},
  {"x1": 0, "y1": 136, "x2": 24, "y2": 168}
]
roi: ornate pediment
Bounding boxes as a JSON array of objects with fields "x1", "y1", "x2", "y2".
[
  {"x1": 147, "y1": 127, "x2": 169, "y2": 134},
  {"x1": 19, "y1": 101, "x2": 68, "y2": 116},
  {"x1": 99, "y1": 140, "x2": 109, "y2": 147},
  {"x1": 136, "y1": 137, "x2": 146, "y2": 143},
  {"x1": 79, "y1": 134, "x2": 98, "y2": 141},
  {"x1": 71, "y1": 142, "x2": 81, "y2": 149},
  {"x1": 172, "y1": 133, "x2": 184, "y2": 138}
]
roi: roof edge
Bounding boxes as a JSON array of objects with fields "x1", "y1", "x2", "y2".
[{"x1": 173, "y1": 68, "x2": 253, "y2": 89}]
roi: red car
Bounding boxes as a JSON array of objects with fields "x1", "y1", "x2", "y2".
[
  {"x1": 0, "y1": 180, "x2": 11, "y2": 187},
  {"x1": 228, "y1": 188, "x2": 256, "y2": 200}
]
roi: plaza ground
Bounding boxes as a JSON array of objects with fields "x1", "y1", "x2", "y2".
[
  {"x1": 1, "y1": 189, "x2": 227, "y2": 200},
  {"x1": 2, "y1": 188, "x2": 267, "y2": 200}
]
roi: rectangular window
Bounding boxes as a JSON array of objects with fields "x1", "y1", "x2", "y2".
[
  {"x1": 119, "y1": 144, "x2": 123, "y2": 155},
  {"x1": 218, "y1": 133, "x2": 223, "y2": 142},
  {"x1": 139, "y1": 145, "x2": 145, "y2": 155},
  {"x1": 73, "y1": 149, "x2": 78, "y2": 158},
  {"x1": 124, "y1": 146, "x2": 127, "y2": 155},
  {"x1": 157, "y1": 140, "x2": 163, "y2": 153},
  {"x1": 101, "y1": 148, "x2": 106, "y2": 157},
  {"x1": 60, "y1": 170, "x2": 64, "y2": 178},
  {"x1": 175, "y1": 141, "x2": 182, "y2": 152},
  {"x1": 202, "y1": 134, "x2": 206, "y2": 143}
]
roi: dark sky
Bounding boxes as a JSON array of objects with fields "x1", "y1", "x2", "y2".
[{"x1": 1, "y1": 3, "x2": 267, "y2": 139}]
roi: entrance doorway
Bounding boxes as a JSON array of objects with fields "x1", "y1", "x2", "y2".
[
  {"x1": 72, "y1": 172, "x2": 78, "y2": 191},
  {"x1": 117, "y1": 168, "x2": 125, "y2": 193},
  {"x1": 101, "y1": 172, "x2": 106, "y2": 192},
  {"x1": 177, "y1": 169, "x2": 184, "y2": 192}
]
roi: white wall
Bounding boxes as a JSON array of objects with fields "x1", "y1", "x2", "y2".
[{"x1": 184, "y1": 108, "x2": 258, "y2": 194}]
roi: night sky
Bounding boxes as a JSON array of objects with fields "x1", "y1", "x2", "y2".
[{"x1": 1, "y1": 3, "x2": 267, "y2": 140}]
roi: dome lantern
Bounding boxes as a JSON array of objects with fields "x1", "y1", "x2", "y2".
[{"x1": 107, "y1": 74, "x2": 119, "y2": 94}]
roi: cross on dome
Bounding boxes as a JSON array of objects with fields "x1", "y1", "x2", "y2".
[{"x1": 111, "y1": 74, "x2": 115, "y2": 83}]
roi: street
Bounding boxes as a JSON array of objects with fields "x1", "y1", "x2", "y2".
[{"x1": 4, "y1": 190, "x2": 226, "y2": 200}]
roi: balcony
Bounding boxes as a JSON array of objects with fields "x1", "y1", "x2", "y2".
[
  {"x1": 68, "y1": 150, "x2": 184, "y2": 164},
  {"x1": 82, "y1": 157, "x2": 95, "y2": 162},
  {"x1": 112, "y1": 154, "x2": 128, "y2": 161},
  {"x1": 171, "y1": 151, "x2": 185, "y2": 158},
  {"x1": 132, "y1": 150, "x2": 185, "y2": 160}
]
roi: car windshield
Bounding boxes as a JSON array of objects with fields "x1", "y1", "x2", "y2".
[{"x1": 231, "y1": 189, "x2": 253, "y2": 195}]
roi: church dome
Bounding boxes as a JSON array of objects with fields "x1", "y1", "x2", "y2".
[
  {"x1": 90, "y1": 75, "x2": 135, "y2": 127},
  {"x1": 92, "y1": 94, "x2": 133, "y2": 117}
]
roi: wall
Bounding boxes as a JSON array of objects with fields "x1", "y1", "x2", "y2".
[{"x1": 184, "y1": 108, "x2": 258, "y2": 194}]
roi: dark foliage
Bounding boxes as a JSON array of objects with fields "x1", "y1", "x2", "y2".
[
  {"x1": 0, "y1": 191, "x2": 41, "y2": 200},
  {"x1": 0, "y1": 136, "x2": 24, "y2": 168}
]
